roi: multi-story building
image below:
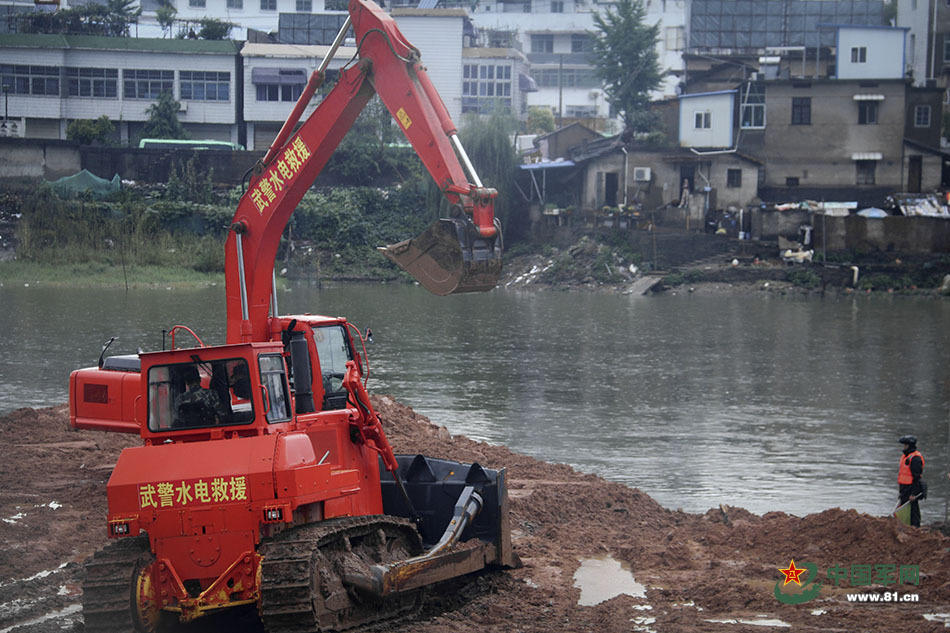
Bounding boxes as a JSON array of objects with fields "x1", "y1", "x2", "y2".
[
  {"x1": 0, "y1": 33, "x2": 240, "y2": 142},
  {"x1": 898, "y1": 0, "x2": 950, "y2": 94}
]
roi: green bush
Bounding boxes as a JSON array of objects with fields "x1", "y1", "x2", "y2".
[{"x1": 787, "y1": 269, "x2": 821, "y2": 288}]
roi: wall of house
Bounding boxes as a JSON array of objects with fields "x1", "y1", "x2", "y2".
[
  {"x1": 392, "y1": 12, "x2": 464, "y2": 122},
  {"x1": 836, "y1": 26, "x2": 906, "y2": 80},
  {"x1": 814, "y1": 214, "x2": 950, "y2": 253},
  {"x1": 678, "y1": 91, "x2": 734, "y2": 148},
  {"x1": 760, "y1": 80, "x2": 907, "y2": 189},
  {"x1": 904, "y1": 85, "x2": 944, "y2": 147},
  {"x1": 897, "y1": 0, "x2": 930, "y2": 83},
  {"x1": 0, "y1": 138, "x2": 80, "y2": 179}
]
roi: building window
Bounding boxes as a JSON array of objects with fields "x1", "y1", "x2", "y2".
[
  {"x1": 786, "y1": 176, "x2": 800, "y2": 186},
  {"x1": 531, "y1": 34, "x2": 554, "y2": 53},
  {"x1": 531, "y1": 68, "x2": 599, "y2": 88},
  {"x1": 727, "y1": 169, "x2": 742, "y2": 188},
  {"x1": 694, "y1": 111, "x2": 711, "y2": 129},
  {"x1": 944, "y1": 35, "x2": 950, "y2": 62},
  {"x1": 740, "y1": 82, "x2": 765, "y2": 129},
  {"x1": 180, "y1": 71, "x2": 230, "y2": 101},
  {"x1": 0, "y1": 65, "x2": 59, "y2": 96},
  {"x1": 462, "y1": 63, "x2": 512, "y2": 113},
  {"x1": 915, "y1": 104, "x2": 931, "y2": 127},
  {"x1": 189, "y1": 0, "x2": 205, "y2": 7},
  {"x1": 123, "y1": 69, "x2": 174, "y2": 99},
  {"x1": 66, "y1": 67, "x2": 117, "y2": 98},
  {"x1": 325, "y1": 0, "x2": 347, "y2": 8},
  {"x1": 227, "y1": 0, "x2": 243, "y2": 7},
  {"x1": 791, "y1": 97, "x2": 811, "y2": 125},
  {"x1": 571, "y1": 34, "x2": 591, "y2": 53},
  {"x1": 550, "y1": 0, "x2": 563, "y2": 11},
  {"x1": 850, "y1": 46, "x2": 867, "y2": 63},
  {"x1": 257, "y1": 83, "x2": 304, "y2": 101},
  {"x1": 665, "y1": 26, "x2": 684, "y2": 51},
  {"x1": 565, "y1": 104, "x2": 597, "y2": 118},
  {"x1": 261, "y1": 0, "x2": 276, "y2": 9},
  {"x1": 296, "y1": 0, "x2": 312, "y2": 11},
  {"x1": 855, "y1": 160, "x2": 876, "y2": 184},
  {"x1": 858, "y1": 101, "x2": 877, "y2": 124}
]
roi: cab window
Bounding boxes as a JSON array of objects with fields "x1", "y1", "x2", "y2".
[
  {"x1": 147, "y1": 358, "x2": 255, "y2": 431},
  {"x1": 258, "y1": 354, "x2": 291, "y2": 423},
  {"x1": 312, "y1": 325, "x2": 353, "y2": 410}
]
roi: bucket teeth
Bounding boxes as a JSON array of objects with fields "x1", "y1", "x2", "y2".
[
  {"x1": 405, "y1": 455, "x2": 437, "y2": 483},
  {"x1": 464, "y1": 462, "x2": 491, "y2": 485}
]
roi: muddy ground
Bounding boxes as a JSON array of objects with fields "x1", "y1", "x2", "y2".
[{"x1": 0, "y1": 400, "x2": 948, "y2": 633}]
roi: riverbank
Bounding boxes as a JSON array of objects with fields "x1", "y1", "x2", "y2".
[
  {"x1": 2, "y1": 232, "x2": 949, "y2": 296},
  {"x1": 0, "y1": 401, "x2": 947, "y2": 633}
]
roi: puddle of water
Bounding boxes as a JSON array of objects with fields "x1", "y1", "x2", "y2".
[
  {"x1": 572, "y1": 555, "x2": 646, "y2": 606},
  {"x1": 705, "y1": 617, "x2": 791, "y2": 628}
]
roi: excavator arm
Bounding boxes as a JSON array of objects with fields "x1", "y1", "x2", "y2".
[{"x1": 226, "y1": 0, "x2": 502, "y2": 344}]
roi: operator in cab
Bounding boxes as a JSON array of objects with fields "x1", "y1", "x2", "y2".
[{"x1": 178, "y1": 365, "x2": 229, "y2": 425}]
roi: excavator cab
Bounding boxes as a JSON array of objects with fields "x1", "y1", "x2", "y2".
[{"x1": 380, "y1": 216, "x2": 502, "y2": 296}]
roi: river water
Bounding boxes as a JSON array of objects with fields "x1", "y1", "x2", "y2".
[{"x1": 1, "y1": 282, "x2": 948, "y2": 523}]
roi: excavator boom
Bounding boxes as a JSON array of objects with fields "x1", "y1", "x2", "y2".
[{"x1": 226, "y1": 0, "x2": 502, "y2": 344}]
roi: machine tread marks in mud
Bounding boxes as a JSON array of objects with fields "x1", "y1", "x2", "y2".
[{"x1": 259, "y1": 516, "x2": 424, "y2": 632}]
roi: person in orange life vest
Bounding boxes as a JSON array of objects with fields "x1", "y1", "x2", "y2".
[{"x1": 898, "y1": 435, "x2": 925, "y2": 527}]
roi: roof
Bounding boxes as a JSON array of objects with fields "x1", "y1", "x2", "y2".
[
  {"x1": 391, "y1": 8, "x2": 468, "y2": 17},
  {"x1": 462, "y1": 47, "x2": 527, "y2": 62},
  {"x1": 535, "y1": 121, "x2": 599, "y2": 143},
  {"x1": 520, "y1": 160, "x2": 575, "y2": 170},
  {"x1": 679, "y1": 89, "x2": 737, "y2": 99},
  {"x1": 241, "y1": 42, "x2": 358, "y2": 59},
  {"x1": 0, "y1": 33, "x2": 239, "y2": 54}
]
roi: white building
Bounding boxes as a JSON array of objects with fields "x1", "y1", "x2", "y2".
[
  {"x1": 835, "y1": 25, "x2": 907, "y2": 80},
  {"x1": 0, "y1": 33, "x2": 240, "y2": 143},
  {"x1": 678, "y1": 89, "x2": 733, "y2": 149},
  {"x1": 470, "y1": 0, "x2": 687, "y2": 126},
  {"x1": 241, "y1": 41, "x2": 355, "y2": 150}
]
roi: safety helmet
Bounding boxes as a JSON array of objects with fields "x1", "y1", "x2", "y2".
[{"x1": 899, "y1": 435, "x2": 917, "y2": 445}]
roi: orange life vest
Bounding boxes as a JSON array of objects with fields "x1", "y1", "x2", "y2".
[{"x1": 898, "y1": 450, "x2": 924, "y2": 485}]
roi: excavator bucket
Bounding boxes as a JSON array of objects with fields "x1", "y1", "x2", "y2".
[{"x1": 380, "y1": 218, "x2": 502, "y2": 295}]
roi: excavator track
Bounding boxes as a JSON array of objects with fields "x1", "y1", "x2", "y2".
[
  {"x1": 82, "y1": 536, "x2": 155, "y2": 633},
  {"x1": 259, "y1": 516, "x2": 425, "y2": 633}
]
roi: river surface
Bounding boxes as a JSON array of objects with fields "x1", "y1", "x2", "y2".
[{"x1": 1, "y1": 282, "x2": 948, "y2": 523}]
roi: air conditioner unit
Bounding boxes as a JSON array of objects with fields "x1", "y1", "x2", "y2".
[
  {"x1": 178, "y1": 101, "x2": 188, "y2": 112},
  {"x1": 633, "y1": 166, "x2": 651, "y2": 182}
]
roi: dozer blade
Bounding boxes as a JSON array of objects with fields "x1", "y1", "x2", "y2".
[
  {"x1": 379, "y1": 218, "x2": 502, "y2": 295},
  {"x1": 379, "y1": 455, "x2": 517, "y2": 570}
]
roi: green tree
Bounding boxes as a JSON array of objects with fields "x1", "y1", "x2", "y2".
[
  {"x1": 66, "y1": 115, "x2": 115, "y2": 145},
  {"x1": 155, "y1": 0, "x2": 177, "y2": 37},
  {"x1": 455, "y1": 110, "x2": 520, "y2": 235},
  {"x1": 19, "y1": 0, "x2": 139, "y2": 36},
  {"x1": 590, "y1": 0, "x2": 661, "y2": 134},
  {"x1": 525, "y1": 106, "x2": 555, "y2": 135},
  {"x1": 140, "y1": 91, "x2": 188, "y2": 140},
  {"x1": 197, "y1": 17, "x2": 232, "y2": 40}
]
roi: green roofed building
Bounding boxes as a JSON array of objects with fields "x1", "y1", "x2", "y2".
[{"x1": 0, "y1": 34, "x2": 241, "y2": 143}]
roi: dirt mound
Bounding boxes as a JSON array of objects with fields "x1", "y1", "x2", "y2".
[{"x1": 0, "y1": 401, "x2": 947, "y2": 633}]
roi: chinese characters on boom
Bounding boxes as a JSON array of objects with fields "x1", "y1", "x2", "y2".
[
  {"x1": 250, "y1": 136, "x2": 312, "y2": 214},
  {"x1": 138, "y1": 476, "x2": 248, "y2": 509}
]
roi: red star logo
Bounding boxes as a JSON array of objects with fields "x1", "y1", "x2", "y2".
[{"x1": 778, "y1": 559, "x2": 807, "y2": 586}]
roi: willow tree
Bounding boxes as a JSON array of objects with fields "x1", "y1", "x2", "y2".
[{"x1": 590, "y1": 0, "x2": 661, "y2": 134}]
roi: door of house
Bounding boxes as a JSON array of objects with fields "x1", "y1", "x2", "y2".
[
  {"x1": 907, "y1": 155, "x2": 922, "y2": 193},
  {"x1": 604, "y1": 172, "x2": 619, "y2": 207}
]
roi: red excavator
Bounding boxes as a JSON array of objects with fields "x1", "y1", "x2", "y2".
[{"x1": 67, "y1": 1, "x2": 512, "y2": 630}]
